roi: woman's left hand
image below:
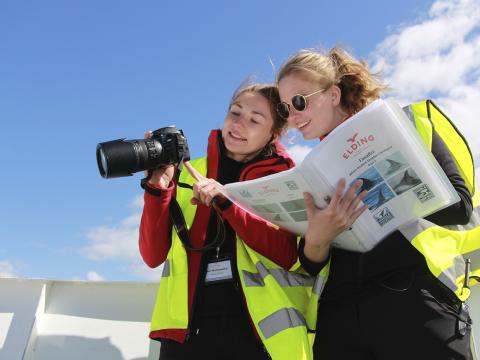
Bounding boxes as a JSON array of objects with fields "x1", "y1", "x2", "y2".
[{"x1": 303, "y1": 178, "x2": 368, "y2": 262}]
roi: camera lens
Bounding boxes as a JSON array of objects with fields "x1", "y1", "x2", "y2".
[
  {"x1": 96, "y1": 139, "x2": 152, "y2": 178},
  {"x1": 97, "y1": 146, "x2": 109, "y2": 178}
]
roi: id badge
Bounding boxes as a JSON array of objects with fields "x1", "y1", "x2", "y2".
[{"x1": 204, "y1": 255, "x2": 233, "y2": 284}]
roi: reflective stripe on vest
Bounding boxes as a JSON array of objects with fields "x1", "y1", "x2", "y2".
[
  {"x1": 399, "y1": 218, "x2": 480, "y2": 300},
  {"x1": 259, "y1": 307, "x2": 307, "y2": 339},
  {"x1": 242, "y1": 262, "x2": 315, "y2": 288},
  {"x1": 312, "y1": 272, "x2": 327, "y2": 295},
  {"x1": 162, "y1": 259, "x2": 170, "y2": 277},
  {"x1": 401, "y1": 100, "x2": 480, "y2": 301}
]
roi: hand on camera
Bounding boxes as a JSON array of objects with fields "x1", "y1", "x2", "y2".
[
  {"x1": 184, "y1": 161, "x2": 228, "y2": 207},
  {"x1": 144, "y1": 131, "x2": 175, "y2": 189},
  {"x1": 303, "y1": 178, "x2": 368, "y2": 262}
]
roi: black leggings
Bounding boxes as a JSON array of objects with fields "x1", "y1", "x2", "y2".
[
  {"x1": 159, "y1": 312, "x2": 270, "y2": 360},
  {"x1": 313, "y1": 273, "x2": 473, "y2": 360}
]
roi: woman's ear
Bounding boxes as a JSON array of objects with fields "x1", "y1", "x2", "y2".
[
  {"x1": 331, "y1": 85, "x2": 341, "y2": 106},
  {"x1": 270, "y1": 132, "x2": 279, "y2": 144}
]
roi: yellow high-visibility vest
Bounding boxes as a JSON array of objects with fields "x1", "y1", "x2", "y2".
[
  {"x1": 399, "y1": 100, "x2": 480, "y2": 301},
  {"x1": 150, "y1": 157, "x2": 323, "y2": 360}
]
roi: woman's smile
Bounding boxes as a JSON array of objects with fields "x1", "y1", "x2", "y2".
[
  {"x1": 228, "y1": 131, "x2": 247, "y2": 142},
  {"x1": 297, "y1": 119, "x2": 311, "y2": 130}
]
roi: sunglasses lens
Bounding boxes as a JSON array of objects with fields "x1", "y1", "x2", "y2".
[
  {"x1": 277, "y1": 103, "x2": 290, "y2": 119},
  {"x1": 292, "y1": 95, "x2": 307, "y2": 111}
]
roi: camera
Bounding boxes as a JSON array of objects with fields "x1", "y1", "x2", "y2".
[{"x1": 96, "y1": 125, "x2": 190, "y2": 178}]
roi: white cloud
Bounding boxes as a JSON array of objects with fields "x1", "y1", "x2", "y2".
[
  {"x1": 83, "y1": 196, "x2": 166, "y2": 281},
  {"x1": 371, "y1": 0, "x2": 480, "y2": 160},
  {"x1": 0, "y1": 261, "x2": 15, "y2": 278},
  {"x1": 83, "y1": 210, "x2": 142, "y2": 261},
  {"x1": 86, "y1": 271, "x2": 105, "y2": 282},
  {"x1": 83, "y1": 195, "x2": 145, "y2": 264},
  {"x1": 130, "y1": 195, "x2": 144, "y2": 209},
  {"x1": 285, "y1": 142, "x2": 314, "y2": 165},
  {"x1": 120, "y1": 212, "x2": 142, "y2": 228}
]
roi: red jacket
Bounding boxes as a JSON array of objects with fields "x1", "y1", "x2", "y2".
[{"x1": 139, "y1": 130, "x2": 298, "y2": 342}]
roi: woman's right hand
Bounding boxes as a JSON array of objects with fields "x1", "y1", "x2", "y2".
[
  {"x1": 144, "y1": 131, "x2": 175, "y2": 188},
  {"x1": 303, "y1": 178, "x2": 368, "y2": 263}
]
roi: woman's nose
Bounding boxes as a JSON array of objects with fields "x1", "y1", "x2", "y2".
[{"x1": 232, "y1": 115, "x2": 245, "y2": 126}]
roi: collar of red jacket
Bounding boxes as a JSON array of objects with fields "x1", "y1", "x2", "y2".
[{"x1": 206, "y1": 129, "x2": 294, "y2": 181}]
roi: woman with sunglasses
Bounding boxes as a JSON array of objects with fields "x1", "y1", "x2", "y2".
[
  {"x1": 139, "y1": 83, "x2": 313, "y2": 360},
  {"x1": 276, "y1": 47, "x2": 474, "y2": 359}
]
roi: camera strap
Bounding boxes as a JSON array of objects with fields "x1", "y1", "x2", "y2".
[
  {"x1": 169, "y1": 196, "x2": 226, "y2": 253},
  {"x1": 141, "y1": 164, "x2": 225, "y2": 252}
]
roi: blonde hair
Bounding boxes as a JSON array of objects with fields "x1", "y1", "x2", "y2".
[
  {"x1": 229, "y1": 83, "x2": 287, "y2": 157},
  {"x1": 277, "y1": 46, "x2": 389, "y2": 115}
]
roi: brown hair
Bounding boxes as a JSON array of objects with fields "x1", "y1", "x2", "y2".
[
  {"x1": 277, "y1": 46, "x2": 389, "y2": 114},
  {"x1": 229, "y1": 84, "x2": 287, "y2": 157}
]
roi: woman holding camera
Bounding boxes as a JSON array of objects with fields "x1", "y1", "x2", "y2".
[{"x1": 139, "y1": 83, "x2": 315, "y2": 360}]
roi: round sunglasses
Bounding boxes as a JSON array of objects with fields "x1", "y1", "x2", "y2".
[{"x1": 277, "y1": 88, "x2": 325, "y2": 119}]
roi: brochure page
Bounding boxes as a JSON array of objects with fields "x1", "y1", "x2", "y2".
[{"x1": 225, "y1": 167, "x2": 329, "y2": 236}]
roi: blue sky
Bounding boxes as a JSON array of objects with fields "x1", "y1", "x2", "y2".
[{"x1": 1, "y1": 0, "x2": 479, "y2": 281}]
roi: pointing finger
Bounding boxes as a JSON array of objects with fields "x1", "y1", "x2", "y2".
[{"x1": 184, "y1": 161, "x2": 205, "y2": 182}]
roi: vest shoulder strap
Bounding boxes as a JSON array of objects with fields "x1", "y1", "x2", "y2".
[{"x1": 404, "y1": 99, "x2": 476, "y2": 198}]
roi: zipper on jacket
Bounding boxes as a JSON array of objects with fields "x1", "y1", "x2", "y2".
[{"x1": 185, "y1": 250, "x2": 209, "y2": 341}]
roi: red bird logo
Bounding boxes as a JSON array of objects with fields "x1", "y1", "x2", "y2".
[{"x1": 347, "y1": 133, "x2": 358, "y2": 143}]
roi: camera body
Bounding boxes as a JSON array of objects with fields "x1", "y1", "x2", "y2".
[
  {"x1": 145, "y1": 126, "x2": 190, "y2": 166},
  {"x1": 96, "y1": 126, "x2": 190, "y2": 179}
]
